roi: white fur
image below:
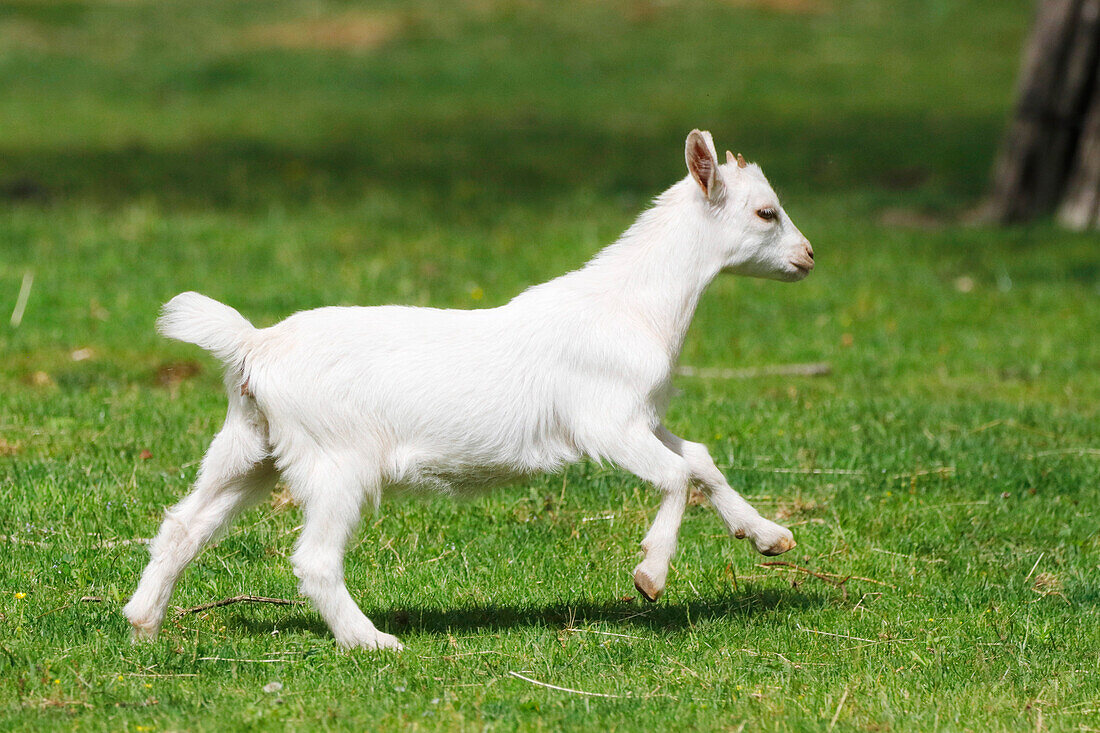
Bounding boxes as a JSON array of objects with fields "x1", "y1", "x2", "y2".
[{"x1": 124, "y1": 130, "x2": 814, "y2": 650}]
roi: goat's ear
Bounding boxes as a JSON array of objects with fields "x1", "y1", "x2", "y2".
[{"x1": 685, "y1": 129, "x2": 724, "y2": 201}]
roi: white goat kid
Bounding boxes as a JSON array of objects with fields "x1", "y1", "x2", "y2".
[{"x1": 124, "y1": 130, "x2": 815, "y2": 651}]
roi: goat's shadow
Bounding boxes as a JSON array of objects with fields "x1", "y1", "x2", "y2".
[{"x1": 227, "y1": 589, "x2": 827, "y2": 640}]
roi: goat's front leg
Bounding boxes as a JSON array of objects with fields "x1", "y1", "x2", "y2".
[
  {"x1": 606, "y1": 427, "x2": 693, "y2": 602},
  {"x1": 657, "y1": 427, "x2": 795, "y2": 557}
]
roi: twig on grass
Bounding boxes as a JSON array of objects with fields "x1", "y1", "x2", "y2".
[
  {"x1": 726, "y1": 465, "x2": 866, "y2": 476},
  {"x1": 870, "y1": 547, "x2": 946, "y2": 564},
  {"x1": 565, "y1": 627, "x2": 643, "y2": 640},
  {"x1": 889, "y1": 466, "x2": 954, "y2": 480},
  {"x1": 761, "y1": 559, "x2": 900, "y2": 599},
  {"x1": 725, "y1": 562, "x2": 739, "y2": 591},
  {"x1": 124, "y1": 672, "x2": 199, "y2": 678},
  {"x1": 914, "y1": 500, "x2": 989, "y2": 512},
  {"x1": 197, "y1": 657, "x2": 291, "y2": 664},
  {"x1": 758, "y1": 561, "x2": 852, "y2": 600},
  {"x1": 725, "y1": 464, "x2": 953, "y2": 480},
  {"x1": 34, "y1": 697, "x2": 93, "y2": 709},
  {"x1": 1027, "y1": 448, "x2": 1100, "y2": 458},
  {"x1": 788, "y1": 517, "x2": 829, "y2": 528},
  {"x1": 35, "y1": 604, "x2": 71, "y2": 619},
  {"x1": 507, "y1": 671, "x2": 623, "y2": 698},
  {"x1": 377, "y1": 537, "x2": 405, "y2": 571},
  {"x1": 420, "y1": 548, "x2": 454, "y2": 565},
  {"x1": 0, "y1": 534, "x2": 149, "y2": 549},
  {"x1": 799, "y1": 627, "x2": 876, "y2": 643},
  {"x1": 797, "y1": 625, "x2": 916, "y2": 645},
  {"x1": 675, "y1": 362, "x2": 831, "y2": 380},
  {"x1": 970, "y1": 419, "x2": 1060, "y2": 439},
  {"x1": 851, "y1": 591, "x2": 882, "y2": 614},
  {"x1": 735, "y1": 648, "x2": 827, "y2": 666},
  {"x1": 1024, "y1": 553, "x2": 1045, "y2": 584},
  {"x1": 416, "y1": 651, "x2": 506, "y2": 660},
  {"x1": 664, "y1": 654, "x2": 703, "y2": 680},
  {"x1": 175, "y1": 595, "x2": 303, "y2": 616},
  {"x1": 0, "y1": 534, "x2": 50, "y2": 547},
  {"x1": 10, "y1": 271, "x2": 33, "y2": 328},
  {"x1": 842, "y1": 574, "x2": 897, "y2": 590},
  {"x1": 94, "y1": 537, "x2": 150, "y2": 549},
  {"x1": 828, "y1": 688, "x2": 849, "y2": 730}
]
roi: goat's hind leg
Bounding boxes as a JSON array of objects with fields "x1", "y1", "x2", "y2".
[
  {"x1": 287, "y1": 460, "x2": 401, "y2": 651},
  {"x1": 124, "y1": 417, "x2": 277, "y2": 640}
]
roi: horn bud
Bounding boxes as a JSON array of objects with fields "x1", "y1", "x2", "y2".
[{"x1": 736, "y1": 153, "x2": 747, "y2": 168}]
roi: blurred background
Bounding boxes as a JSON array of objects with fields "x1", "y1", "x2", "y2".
[{"x1": 0, "y1": 0, "x2": 1039, "y2": 214}]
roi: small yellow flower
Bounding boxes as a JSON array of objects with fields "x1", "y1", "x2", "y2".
[
  {"x1": 14, "y1": 592, "x2": 25, "y2": 599},
  {"x1": 470, "y1": 286, "x2": 484, "y2": 301},
  {"x1": 144, "y1": 683, "x2": 152, "y2": 689},
  {"x1": 53, "y1": 679, "x2": 60, "y2": 685},
  {"x1": 117, "y1": 674, "x2": 124, "y2": 681}
]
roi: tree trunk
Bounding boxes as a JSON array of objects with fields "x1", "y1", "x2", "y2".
[
  {"x1": 1058, "y1": 65, "x2": 1100, "y2": 227},
  {"x1": 984, "y1": 0, "x2": 1100, "y2": 229}
]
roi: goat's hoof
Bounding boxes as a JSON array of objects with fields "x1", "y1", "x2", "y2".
[
  {"x1": 750, "y1": 520, "x2": 796, "y2": 556},
  {"x1": 633, "y1": 568, "x2": 664, "y2": 603},
  {"x1": 370, "y1": 632, "x2": 405, "y2": 652},
  {"x1": 123, "y1": 602, "x2": 161, "y2": 643},
  {"x1": 128, "y1": 622, "x2": 159, "y2": 643},
  {"x1": 337, "y1": 630, "x2": 405, "y2": 652},
  {"x1": 759, "y1": 535, "x2": 797, "y2": 556},
  {"x1": 734, "y1": 529, "x2": 746, "y2": 539}
]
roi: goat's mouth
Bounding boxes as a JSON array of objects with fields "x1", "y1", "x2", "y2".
[{"x1": 787, "y1": 259, "x2": 814, "y2": 280}]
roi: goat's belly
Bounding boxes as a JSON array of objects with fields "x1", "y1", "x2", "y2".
[
  {"x1": 386, "y1": 463, "x2": 531, "y2": 496},
  {"x1": 381, "y1": 438, "x2": 579, "y2": 496}
]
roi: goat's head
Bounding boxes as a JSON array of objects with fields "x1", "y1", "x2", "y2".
[{"x1": 685, "y1": 129, "x2": 814, "y2": 282}]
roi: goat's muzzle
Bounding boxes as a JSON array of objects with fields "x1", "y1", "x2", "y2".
[{"x1": 790, "y1": 240, "x2": 815, "y2": 274}]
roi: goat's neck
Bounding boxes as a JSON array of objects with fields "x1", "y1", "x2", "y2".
[{"x1": 584, "y1": 183, "x2": 723, "y2": 363}]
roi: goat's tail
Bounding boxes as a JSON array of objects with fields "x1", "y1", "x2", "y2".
[{"x1": 157, "y1": 292, "x2": 256, "y2": 369}]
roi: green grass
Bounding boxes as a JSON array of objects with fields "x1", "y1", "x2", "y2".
[{"x1": 2, "y1": 0, "x2": 1099, "y2": 730}]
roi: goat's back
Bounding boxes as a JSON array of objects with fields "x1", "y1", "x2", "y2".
[{"x1": 243, "y1": 304, "x2": 585, "y2": 488}]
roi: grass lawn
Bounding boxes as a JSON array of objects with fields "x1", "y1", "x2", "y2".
[{"x1": 2, "y1": 0, "x2": 1099, "y2": 730}]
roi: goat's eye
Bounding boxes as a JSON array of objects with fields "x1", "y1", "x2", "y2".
[{"x1": 756, "y1": 207, "x2": 778, "y2": 222}]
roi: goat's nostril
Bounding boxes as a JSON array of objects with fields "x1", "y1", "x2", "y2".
[{"x1": 805, "y1": 244, "x2": 814, "y2": 260}]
